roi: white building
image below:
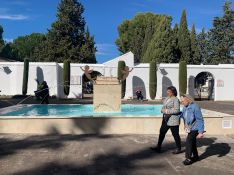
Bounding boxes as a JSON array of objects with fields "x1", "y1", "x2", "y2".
[{"x1": 0, "y1": 51, "x2": 233, "y2": 101}]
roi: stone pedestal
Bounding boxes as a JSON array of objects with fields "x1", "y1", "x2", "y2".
[{"x1": 93, "y1": 77, "x2": 121, "y2": 112}]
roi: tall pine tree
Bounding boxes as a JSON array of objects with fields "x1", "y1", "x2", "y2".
[
  {"x1": 208, "y1": 1, "x2": 234, "y2": 64},
  {"x1": 43, "y1": 0, "x2": 96, "y2": 63},
  {"x1": 178, "y1": 10, "x2": 191, "y2": 63},
  {"x1": 190, "y1": 24, "x2": 201, "y2": 64},
  {"x1": 79, "y1": 28, "x2": 97, "y2": 63},
  {"x1": 171, "y1": 23, "x2": 180, "y2": 63},
  {"x1": 143, "y1": 17, "x2": 173, "y2": 63},
  {"x1": 197, "y1": 28, "x2": 208, "y2": 64}
]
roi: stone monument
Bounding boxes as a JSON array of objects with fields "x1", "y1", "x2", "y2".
[{"x1": 93, "y1": 76, "x2": 121, "y2": 112}]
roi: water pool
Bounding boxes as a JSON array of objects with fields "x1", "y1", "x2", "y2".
[{"x1": 0, "y1": 104, "x2": 164, "y2": 117}]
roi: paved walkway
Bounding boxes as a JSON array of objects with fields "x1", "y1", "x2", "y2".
[{"x1": 0, "y1": 134, "x2": 234, "y2": 175}]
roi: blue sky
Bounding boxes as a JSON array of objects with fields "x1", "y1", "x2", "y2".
[{"x1": 0, "y1": 0, "x2": 230, "y2": 63}]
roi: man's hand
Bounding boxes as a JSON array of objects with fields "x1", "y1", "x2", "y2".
[{"x1": 197, "y1": 133, "x2": 204, "y2": 138}]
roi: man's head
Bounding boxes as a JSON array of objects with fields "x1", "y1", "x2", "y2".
[{"x1": 180, "y1": 94, "x2": 194, "y2": 107}]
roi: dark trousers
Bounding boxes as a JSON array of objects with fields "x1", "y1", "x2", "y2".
[
  {"x1": 157, "y1": 118, "x2": 181, "y2": 150},
  {"x1": 41, "y1": 95, "x2": 49, "y2": 104},
  {"x1": 137, "y1": 94, "x2": 143, "y2": 100},
  {"x1": 185, "y1": 131, "x2": 199, "y2": 159}
]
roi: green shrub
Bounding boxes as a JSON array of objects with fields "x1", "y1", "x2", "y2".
[
  {"x1": 117, "y1": 61, "x2": 126, "y2": 98},
  {"x1": 179, "y1": 60, "x2": 187, "y2": 95},
  {"x1": 22, "y1": 58, "x2": 29, "y2": 95},
  {"x1": 149, "y1": 61, "x2": 157, "y2": 100},
  {"x1": 63, "y1": 60, "x2": 71, "y2": 96}
]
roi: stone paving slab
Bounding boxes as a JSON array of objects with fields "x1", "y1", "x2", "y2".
[{"x1": 0, "y1": 134, "x2": 234, "y2": 175}]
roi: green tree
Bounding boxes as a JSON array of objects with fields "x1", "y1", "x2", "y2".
[
  {"x1": 178, "y1": 10, "x2": 191, "y2": 62},
  {"x1": 63, "y1": 60, "x2": 71, "y2": 96},
  {"x1": 149, "y1": 61, "x2": 157, "y2": 100},
  {"x1": 1, "y1": 43, "x2": 16, "y2": 59},
  {"x1": 143, "y1": 17, "x2": 173, "y2": 63},
  {"x1": 44, "y1": 0, "x2": 96, "y2": 63},
  {"x1": 171, "y1": 23, "x2": 181, "y2": 63},
  {"x1": 190, "y1": 24, "x2": 201, "y2": 64},
  {"x1": 0, "y1": 25, "x2": 4, "y2": 52},
  {"x1": 116, "y1": 13, "x2": 169, "y2": 63},
  {"x1": 79, "y1": 28, "x2": 97, "y2": 63},
  {"x1": 117, "y1": 61, "x2": 126, "y2": 98},
  {"x1": 22, "y1": 58, "x2": 29, "y2": 95},
  {"x1": 179, "y1": 61, "x2": 187, "y2": 95},
  {"x1": 208, "y1": 1, "x2": 234, "y2": 64},
  {"x1": 3, "y1": 33, "x2": 46, "y2": 61},
  {"x1": 197, "y1": 28, "x2": 208, "y2": 64}
]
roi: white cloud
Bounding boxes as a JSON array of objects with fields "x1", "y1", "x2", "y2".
[
  {"x1": 4, "y1": 38, "x2": 13, "y2": 43},
  {"x1": 0, "y1": 14, "x2": 28, "y2": 20},
  {"x1": 96, "y1": 43, "x2": 117, "y2": 56},
  {"x1": 131, "y1": 2, "x2": 149, "y2": 8}
]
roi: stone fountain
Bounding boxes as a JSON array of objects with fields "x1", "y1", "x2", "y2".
[{"x1": 93, "y1": 76, "x2": 121, "y2": 112}]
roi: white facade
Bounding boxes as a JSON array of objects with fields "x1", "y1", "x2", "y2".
[{"x1": 0, "y1": 52, "x2": 234, "y2": 101}]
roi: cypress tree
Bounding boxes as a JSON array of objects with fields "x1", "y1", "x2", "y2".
[
  {"x1": 190, "y1": 24, "x2": 201, "y2": 64},
  {"x1": 0, "y1": 25, "x2": 4, "y2": 53},
  {"x1": 117, "y1": 61, "x2": 126, "y2": 98},
  {"x1": 179, "y1": 60, "x2": 187, "y2": 95},
  {"x1": 178, "y1": 10, "x2": 191, "y2": 63},
  {"x1": 63, "y1": 60, "x2": 71, "y2": 96},
  {"x1": 149, "y1": 61, "x2": 157, "y2": 100},
  {"x1": 22, "y1": 59, "x2": 29, "y2": 95}
]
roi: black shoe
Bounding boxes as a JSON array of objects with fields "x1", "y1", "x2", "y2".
[
  {"x1": 191, "y1": 156, "x2": 199, "y2": 162},
  {"x1": 172, "y1": 149, "x2": 183, "y2": 154},
  {"x1": 183, "y1": 159, "x2": 194, "y2": 166},
  {"x1": 150, "y1": 146, "x2": 162, "y2": 153}
]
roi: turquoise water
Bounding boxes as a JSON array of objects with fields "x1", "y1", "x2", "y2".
[{"x1": 1, "y1": 104, "x2": 163, "y2": 117}]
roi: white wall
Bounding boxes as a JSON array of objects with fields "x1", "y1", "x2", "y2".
[
  {"x1": 0, "y1": 52, "x2": 234, "y2": 101},
  {"x1": 104, "y1": 52, "x2": 134, "y2": 99},
  {"x1": 123, "y1": 63, "x2": 234, "y2": 101},
  {"x1": 0, "y1": 62, "x2": 58, "y2": 96}
]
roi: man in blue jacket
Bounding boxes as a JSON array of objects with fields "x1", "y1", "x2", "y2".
[{"x1": 180, "y1": 94, "x2": 205, "y2": 165}]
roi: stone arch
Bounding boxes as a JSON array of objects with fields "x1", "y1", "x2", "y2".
[
  {"x1": 194, "y1": 72, "x2": 215, "y2": 100},
  {"x1": 132, "y1": 76, "x2": 146, "y2": 99}
]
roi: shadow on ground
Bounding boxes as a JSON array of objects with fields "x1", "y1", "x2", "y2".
[
  {"x1": 0, "y1": 134, "x2": 121, "y2": 160},
  {"x1": 0, "y1": 135, "x2": 231, "y2": 175},
  {"x1": 7, "y1": 148, "x2": 166, "y2": 175}
]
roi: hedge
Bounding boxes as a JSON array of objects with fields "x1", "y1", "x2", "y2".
[
  {"x1": 118, "y1": 61, "x2": 126, "y2": 98},
  {"x1": 22, "y1": 58, "x2": 29, "y2": 95},
  {"x1": 179, "y1": 60, "x2": 187, "y2": 95},
  {"x1": 149, "y1": 61, "x2": 157, "y2": 100},
  {"x1": 63, "y1": 60, "x2": 71, "y2": 96}
]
